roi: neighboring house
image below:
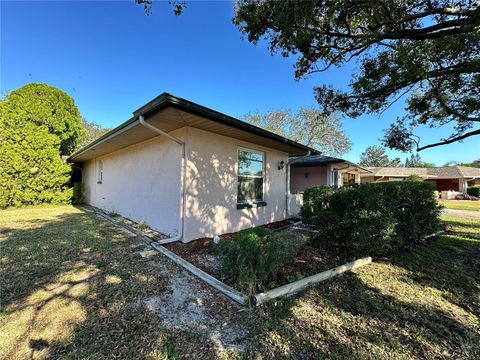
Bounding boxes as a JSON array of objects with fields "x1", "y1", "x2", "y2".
[
  {"x1": 69, "y1": 93, "x2": 315, "y2": 242},
  {"x1": 290, "y1": 155, "x2": 371, "y2": 193},
  {"x1": 287, "y1": 155, "x2": 371, "y2": 215},
  {"x1": 361, "y1": 166, "x2": 480, "y2": 193}
]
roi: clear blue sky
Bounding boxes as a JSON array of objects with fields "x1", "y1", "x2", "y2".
[{"x1": 2, "y1": 1, "x2": 478, "y2": 165}]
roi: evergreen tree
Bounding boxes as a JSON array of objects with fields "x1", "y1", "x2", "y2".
[{"x1": 0, "y1": 83, "x2": 86, "y2": 207}]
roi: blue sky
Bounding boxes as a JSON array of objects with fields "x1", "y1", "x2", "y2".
[{"x1": 2, "y1": 1, "x2": 478, "y2": 164}]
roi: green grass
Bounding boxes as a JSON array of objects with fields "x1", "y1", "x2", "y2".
[
  {"x1": 0, "y1": 206, "x2": 221, "y2": 359},
  {"x1": 247, "y1": 215, "x2": 480, "y2": 359},
  {"x1": 2, "y1": 206, "x2": 479, "y2": 359},
  {"x1": 440, "y1": 200, "x2": 480, "y2": 211}
]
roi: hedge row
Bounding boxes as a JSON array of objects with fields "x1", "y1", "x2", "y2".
[{"x1": 300, "y1": 182, "x2": 442, "y2": 257}]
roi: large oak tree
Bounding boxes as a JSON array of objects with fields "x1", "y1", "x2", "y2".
[
  {"x1": 233, "y1": 0, "x2": 480, "y2": 152},
  {"x1": 138, "y1": 1, "x2": 479, "y2": 151}
]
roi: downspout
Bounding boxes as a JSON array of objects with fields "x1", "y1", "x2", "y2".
[
  {"x1": 286, "y1": 151, "x2": 311, "y2": 217},
  {"x1": 139, "y1": 115, "x2": 185, "y2": 244}
]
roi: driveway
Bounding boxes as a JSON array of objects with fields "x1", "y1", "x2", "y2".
[{"x1": 442, "y1": 208, "x2": 480, "y2": 220}]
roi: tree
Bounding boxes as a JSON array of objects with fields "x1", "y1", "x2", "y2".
[
  {"x1": 79, "y1": 120, "x2": 111, "y2": 149},
  {"x1": 233, "y1": 1, "x2": 480, "y2": 152},
  {"x1": 406, "y1": 174, "x2": 424, "y2": 182},
  {"x1": 243, "y1": 107, "x2": 351, "y2": 156},
  {"x1": 0, "y1": 83, "x2": 86, "y2": 207},
  {"x1": 359, "y1": 146, "x2": 402, "y2": 167},
  {"x1": 136, "y1": 0, "x2": 185, "y2": 15},
  {"x1": 444, "y1": 159, "x2": 480, "y2": 167},
  {"x1": 405, "y1": 153, "x2": 436, "y2": 167}
]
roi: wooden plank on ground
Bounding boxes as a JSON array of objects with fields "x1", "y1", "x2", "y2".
[{"x1": 254, "y1": 257, "x2": 372, "y2": 305}]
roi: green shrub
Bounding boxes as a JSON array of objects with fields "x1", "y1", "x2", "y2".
[
  {"x1": 301, "y1": 182, "x2": 442, "y2": 258},
  {"x1": 71, "y1": 182, "x2": 85, "y2": 205},
  {"x1": 405, "y1": 174, "x2": 424, "y2": 182},
  {"x1": 379, "y1": 181, "x2": 441, "y2": 247},
  {"x1": 301, "y1": 185, "x2": 397, "y2": 257},
  {"x1": 215, "y1": 227, "x2": 306, "y2": 297},
  {"x1": 467, "y1": 185, "x2": 480, "y2": 197}
]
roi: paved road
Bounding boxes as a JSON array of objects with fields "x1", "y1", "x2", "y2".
[{"x1": 442, "y1": 208, "x2": 480, "y2": 220}]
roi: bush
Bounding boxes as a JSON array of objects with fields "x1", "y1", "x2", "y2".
[
  {"x1": 301, "y1": 185, "x2": 397, "y2": 257},
  {"x1": 71, "y1": 182, "x2": 85, "y2": 205},
  {"x1": 301, "y1": 182, "x2": 442, "y2": 258},
  {"x1": 406, "y1": 174, "x2": 424, "y2": 182},
  {"x1": 467, "y1": 185, "x2": 480, "y2": 197},
  {"x1": 215, "y1": 227, "x2": 306, "y2": 297}
]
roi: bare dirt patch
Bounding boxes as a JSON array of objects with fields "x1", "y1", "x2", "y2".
[{"x1": 139, "y1": 247, "x2": 249, "y2": 353}]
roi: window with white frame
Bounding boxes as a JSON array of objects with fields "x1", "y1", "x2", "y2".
[
  {"x1": 237, "y1": 149, "x2": 264, "y2": 204},
  {"x1": 97, "y1": 160, "x2": 103, "y2": 184}
]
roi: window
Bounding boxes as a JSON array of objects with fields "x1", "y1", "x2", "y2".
[
  {"x1": 97, "y1": 160, "x2": 103, "y2": 184},
  {"x1": 237, "y1": 149, "x2": 264, "y2": 206},
  {"x1": 331, "y1": 170, "x2": 339, "y2": 187}
]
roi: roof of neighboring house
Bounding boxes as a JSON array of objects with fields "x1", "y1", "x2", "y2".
[
  {"x1": 363, "y1": 166, "x2": 480, "y2": 179},
  {"x1": 290, "y1": 155, "x2": 371, "y2": 173},
  {"x1": 69, "y1": 93, "x2": 318, "y2": 162}
]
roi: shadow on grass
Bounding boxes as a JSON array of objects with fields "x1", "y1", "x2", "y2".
[
  {"x1": 251, "y1": 271, "x2": 480, "y2": 359},
  {"x1": 0, "y1": 207, "x2": 215, "y2": 359},
  {"x1": 250, "y1": 238, "x2": 480, "y2": 359},
  {"x1": 442, "y1": 217, "x2": 480, "y2": 230},
  {"x1": 390, "y1": 231, "x2": 480, "y2": 317}
]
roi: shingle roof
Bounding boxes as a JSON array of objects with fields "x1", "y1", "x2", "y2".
[{"x1": 365, "y1": 166, "x2": 480, "y2": 179}]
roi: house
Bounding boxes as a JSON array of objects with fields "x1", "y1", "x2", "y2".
[
  {"x1": 361, "y1": 166, "x2": 480, "y2": 193},
  {"x1": 286, "y1": 155, "x2": 371, "y2": 215},
  {"x1": 289, "y1": 155, "x2": 371, "y2": 193},
  {"x1": 69, "y1": 93, "x2": 316, "y2": 243}
]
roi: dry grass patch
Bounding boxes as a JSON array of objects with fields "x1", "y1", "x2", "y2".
[{"x1": 0, "y1": 206, "x2": 239, "y2": 359}]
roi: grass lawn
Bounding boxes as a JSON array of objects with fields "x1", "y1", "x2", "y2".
[
  {"x1": 1, "y1": 206, "x2": 479, "y2": 359},
  {"x1": 0, "y1": 206, "x2": 235, "y2": 359},
  {"x1": 440, "y1": 200, "x2": 480, "y2": 211},
  {"x1": 247, "y1": 215, "x2": 480, "y2": 358}
]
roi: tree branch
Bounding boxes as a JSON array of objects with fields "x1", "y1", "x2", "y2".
[{"x1": 416, "y1": 128, "x2": 480, "y2": 151}]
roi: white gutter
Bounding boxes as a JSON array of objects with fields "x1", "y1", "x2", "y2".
[
  {"x1": 139, "y1": 115, "x2": 186, "y2": 244},
  {"x1": 286, "y1": 151, "x2": 311, "y2": 217}
]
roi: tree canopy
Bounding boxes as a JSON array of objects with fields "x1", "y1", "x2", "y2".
[
  {"x1": 243, "y1": 107, "x2": 351, "y2": 156},
  {"x1": 404, "y1": 153, "x2": 436, "y2": 168},
  {"x1": 79, "y1": 120, "x2": 111, "y2": 149},
  {"x1": 444, "y1": 159, "x2": 480, "y2": 167},
  {"x1": 233, "y1": 0, "x2": 480, "y2": 151},
  {"x1": 359, "y1": 146, "x2": 402, "y2": 167},
  {"x1": 0, "y1": 83, "x2": 86, "y2": 207}
]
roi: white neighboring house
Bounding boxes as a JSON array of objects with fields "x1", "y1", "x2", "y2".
[{"x1": 69, "y1": 93, "x2": 315, "y2": 242}]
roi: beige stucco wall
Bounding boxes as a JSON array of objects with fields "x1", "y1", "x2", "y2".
[
  {"x1": 183, "y1": 127, "x2": 289, "y2": 242},
  {"x1": 290, "y1": 165, "x2": 329, "y2": 193},
  {"x1": 82, "y1": 128, "x2": 185, "y2": 236}
]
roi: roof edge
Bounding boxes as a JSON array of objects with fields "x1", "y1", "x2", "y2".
[{"x1": 69, "y1": 92, "x2": 318, "y2": 162}]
